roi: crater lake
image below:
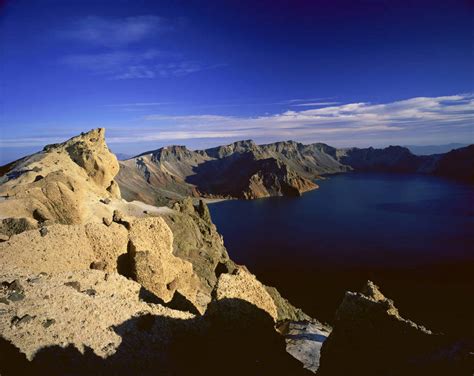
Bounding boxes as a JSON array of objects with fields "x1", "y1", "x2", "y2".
[{"x1": 209, "y1": 172, "x2": 474, "y2": 335}]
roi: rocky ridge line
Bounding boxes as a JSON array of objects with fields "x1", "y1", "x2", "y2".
[{"x1": 0, "y1": 129, "x2": 322, "y2": 375}]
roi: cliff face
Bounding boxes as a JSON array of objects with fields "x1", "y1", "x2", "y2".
[
  {"x1": 116, "y1": 140, "x2": 351, "y2": 205},
  {"x1": 0, "y1": 129, "x2": 319, "y2": 374},
  {"x1": 117, "y1": 139, "x2": 473, "y2": 207}
]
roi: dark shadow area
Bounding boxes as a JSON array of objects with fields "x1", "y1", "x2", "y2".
[
  {"x1": 138, "y1": 286, "x2": 163, "y2": 304},
  {"x1": 164, "y1": 291, "x2": 201, "y2": 315},
  {"x1": 116, "y1": 253, "x2": 133, "y2": 279},
  {"x1": 214, "y1": 261, "x2": 231, "y2": 278},
  {"x1": 0, "y1": 298, "x2": 312, "y2": 376},
  {"x1": 139, "y1": 287, "x2": 201, "y2": 315},
  {"x1": 186, "y1": 152, "x2": 300, "y2": 198},
  {"x1": 186, "y1": 152, "x2": 259, "y2": 197},
  {"x1": 318, "y1": 308, "x2": 474, "y2": 376}
]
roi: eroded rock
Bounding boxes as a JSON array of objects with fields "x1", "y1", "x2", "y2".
[
  {"x1": 0, "y1": 129, "x2": 121, "y2": 226},
  {"x1": 128, "y1": 217, "x2": 204, "y2": 313},
  {"x1": 318, "y1": 281, "x2": 471, "y2": 376},
  {"x1": 214, "y1": 267, "x2": 278, "y2": 321}
]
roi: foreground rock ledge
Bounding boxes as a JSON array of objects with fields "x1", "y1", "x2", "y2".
[{"x1": 0, "y1": 129, "x2": 321, "y2": 375}]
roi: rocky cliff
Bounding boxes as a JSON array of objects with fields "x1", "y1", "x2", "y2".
[
  {"x1": 116, "y1": 140, "x2": 351, "y2": 205},
  {"x1": 318, "y1": 281, "x2": 472, "y2": 376},
  {"x1": 117, "y1": 140, "x2": 473, "y2": 207},
  {"x1": 0, "y1": 129, "x2": 322, "y2": 375}
]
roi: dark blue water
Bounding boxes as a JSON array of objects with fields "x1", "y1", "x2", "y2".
[{"x1": 209, "y1": 173, "x2": 474, "y2": 334}]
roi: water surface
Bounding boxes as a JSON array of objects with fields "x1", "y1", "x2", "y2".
[{"x1": 209, "y1": 173, "x2": 474, "y2": 334}]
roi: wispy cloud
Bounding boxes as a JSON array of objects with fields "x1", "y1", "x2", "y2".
[
  {"x1": 136, "y1": 94, "x2": 474, "y2": 144},
  {"x1": 3, "y1": 94, "x2": 472, "y2": 148},
  {"x1": 278, "y1": 97, "x2": 337, "y2": 105},
  {"x1": 60, "y1": 50, "x2": 216, "y2": 79},
  {"x1": 61, "y1": 15, "x2": 168, "y2": 47},
  {"x1": 58, "y1": 15, "x2": 219, "y2": 79},
  {"x1": 290, "y1": 102, "x2": 340, "y2": 107},
  {"x1": 113, "y1": 61, "x2": 219, "y2": 80}
]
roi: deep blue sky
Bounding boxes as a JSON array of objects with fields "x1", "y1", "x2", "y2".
[{"x1": 1, "y1": 0, "x2": 473, "y2": 163}]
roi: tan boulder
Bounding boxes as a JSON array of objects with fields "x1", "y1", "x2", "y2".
[
  {"x1": 128, "y1": 217, "x2": 204, "y2": 312},
  {"x1": 84, "y1": 222, "x2": 129, "y2": 272},
  {"x1": 214, "y1": 268, "x2": 278, "y2": 321},
  {"x1": 61, "y1": 128, "x2": 120, "y2": 193}
]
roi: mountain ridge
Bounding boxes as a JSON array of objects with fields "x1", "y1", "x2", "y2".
[{"x1": 116, "y1": 139, "x2": 473, "y2": 206}]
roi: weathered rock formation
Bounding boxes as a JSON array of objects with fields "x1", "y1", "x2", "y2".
[
  {"x1": 0, "y1": 129, "x2": 322, "y2": 374},
  {"x1": 317, "y1": 281, "x2": 472, "y2": 375},
  {"x1": 0, "y1": 128, "x2": 121, "y2": 226},
  {"x1": 116, "y1": 140, "x2": 473, "y2": 206},
  {"x1": 214, "y1": 267, "x2": 278, "y2": 321}
]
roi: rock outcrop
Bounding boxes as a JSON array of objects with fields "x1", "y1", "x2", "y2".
[
  {"x1": 166, "y1": 198, "x2": 236, "y2": 293},
  {"x1": 127, "y1": 216, "x2": 205, "y2": 313},
  {"x1": 317, "y1": 281, "x2": 472, "y2": 375},
  {"x1": 214, "y1": 267, "x2": 278, "y2": 321},
  {"x1": 0, "y1": 128, "x2": 120, "y2": 227},
  {"x1": 0, "y1": 129, "x2": 321, "y2": 374}
]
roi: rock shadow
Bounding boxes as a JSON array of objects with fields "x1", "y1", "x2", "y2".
[{"x1": 0, "y1": 298, "x2": 312, "y2": 376}]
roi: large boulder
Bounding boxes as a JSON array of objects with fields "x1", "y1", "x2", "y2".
[
  {"x1": 0, "y1": 129, "x2": 121, "y2": 226},
  {"x1": 84, "y1": 222, "x2": 129, "y2": 273},
  {"x1": 214, "y1": 267, "x2": 278, "y2": 321},
  {"x1": 60, "y1": 128, "x2": 120, "y2": 193},
  {"x1": 127, "y1": 216, "x2": 205, "y2": 313},
  {"x1": 318, "y1": 281, "x2": 471, "y2": 375}
]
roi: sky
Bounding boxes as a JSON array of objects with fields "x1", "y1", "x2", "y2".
[{"x1": 0, "y1": 0, "x2": 473, "y2": 163}]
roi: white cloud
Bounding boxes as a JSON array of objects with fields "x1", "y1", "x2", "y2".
[
  {"x1": 136, "y1": 94, "x2": 473, "y2": 144},
  {"x1": 113, "y1": 61, "x2": 210, "y2": 80},
  {"x1": 2, "y1": 94, "x2": 473, "y2": 149},
  {"x1": 290, "y1": 102, "x2": 340, "y2": 107},
  {"x1": 62, "y1": 15, "x2": 167, "y2": 47},
  {"x1": 58, "y1": 15, "x2": 222, "y2": 80}
]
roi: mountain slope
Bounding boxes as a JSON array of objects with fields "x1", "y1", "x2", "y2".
[
  {"x1": 117, "y1": 140, "x2": 351, "y2": 205},
  {"x1": 116, "y1": 140, "x2": 473, "y2": 206}
]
